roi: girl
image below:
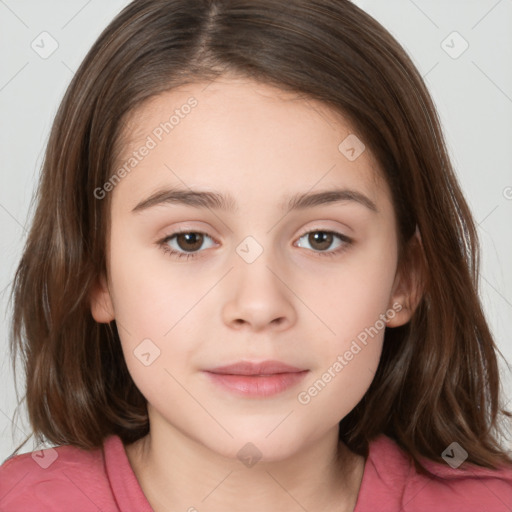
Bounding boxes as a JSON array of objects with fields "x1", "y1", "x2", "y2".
[{"x1": 1, "y1": 0, "x2": 512, "y2": 510}]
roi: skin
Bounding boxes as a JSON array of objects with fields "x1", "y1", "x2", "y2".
[{"x1": 90, "y1": 75, "x2": 421, "y2": 512}]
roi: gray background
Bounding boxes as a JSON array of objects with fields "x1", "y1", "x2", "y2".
[{"x1": 1, "y1": 0, "x2": 511, "y2": 461}]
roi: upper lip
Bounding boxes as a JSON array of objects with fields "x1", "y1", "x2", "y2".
[{"x1": 205, "y1": 360, "x2": 307, "y2": 376}]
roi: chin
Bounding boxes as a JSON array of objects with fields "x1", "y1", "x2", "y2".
[{"x1": 201, "y1": 430, "x2": 308, "y2": 465}]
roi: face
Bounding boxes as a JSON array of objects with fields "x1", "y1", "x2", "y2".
[{"x1": 91, "y1": 75, "x2": 415, "y2": 461}]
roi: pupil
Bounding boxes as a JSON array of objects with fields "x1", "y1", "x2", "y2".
[
  {"x1": 178, "y1": 233, "x2": 203, "y2": 251},
  {"x1": 311, "y1": 231, "x2": 332, "y2": 250}
]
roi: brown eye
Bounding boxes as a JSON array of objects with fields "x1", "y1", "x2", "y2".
[
  {"x1": 307, "y1": 231, "x2": 333, "y2": 251},
  {"x1": 159, "y1": 231, "x2": 216, "y2": 260},
  {"x1": 296, "y1": 230, "x2": 352, "y2": 257},
  {"x1": 175, "y1": 232, "x2": 204, "y2": 252}
]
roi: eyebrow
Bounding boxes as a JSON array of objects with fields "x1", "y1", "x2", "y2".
[{"x1": 131, "y1": 186, "x2": 378, "y2": 214}]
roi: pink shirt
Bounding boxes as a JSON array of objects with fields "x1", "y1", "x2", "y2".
[{"x1": 1, "y1": 433, "x2": 511, "y2": 511}]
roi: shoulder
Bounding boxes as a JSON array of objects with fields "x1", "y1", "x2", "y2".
[
  {"x1": 0, "y1": 435, "x2": 121, "y2": 512},
  {"x1": 356, "y1": 434, "x2": 512, "y2": 512}
]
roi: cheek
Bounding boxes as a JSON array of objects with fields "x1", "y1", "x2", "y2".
[
  {"x1": 296, "y1": 268, "x2": 391, "y2": 420},
  {"x1": 107, "y1": 230, "x2": 205, "y2": 386},
  {"x1": 295, "y1": 338, "x2": 383, "y2": 428},
  {"x1": 293, "y1": 234, "x2": 397, "y2": 413},
  {"x1": 297, "y1": 233, "x2": 397, "y2": 343},
  {"x1": 107, "y1": 228, "x2": 186, "y2": 337}
]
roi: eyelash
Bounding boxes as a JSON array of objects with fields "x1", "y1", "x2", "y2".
[{"x1": 157, "y1": 228, "x2": 353, "y2": 261}]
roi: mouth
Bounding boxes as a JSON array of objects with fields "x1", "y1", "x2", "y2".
[
  {"x1": 205, "y1": 360, "x2": 306, "y2": 375},
  {"x1": 202, "y1": 360, "x2": 309, "y2": 398}
]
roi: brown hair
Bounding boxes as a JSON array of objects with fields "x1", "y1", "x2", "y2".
[{"x1": 7, "y1": 0, "x2": 512, "y2": 476}]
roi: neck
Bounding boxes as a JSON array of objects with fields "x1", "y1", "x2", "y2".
[{"x1": 125, "y1": 419, "x2": 365, "y2": 512}]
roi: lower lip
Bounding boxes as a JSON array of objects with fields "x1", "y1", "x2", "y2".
[{"x1": 203, "y1": 371, "x2": 309, "y2": 398}]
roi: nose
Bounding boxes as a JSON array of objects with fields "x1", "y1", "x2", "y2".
[{"x1": 221, "y1": 254, "x2": 297, "y2": 333}]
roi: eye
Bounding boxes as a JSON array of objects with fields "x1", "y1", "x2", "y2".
[
  {"x1": 295, "y1": 230, "x2": 352, "y2": 258},
  {"x1": 158, "y1": 229, "x2": 217, "y2": 260},
  {"x1": 157, "y1": 228, "x2": 353, "y2": 261}
]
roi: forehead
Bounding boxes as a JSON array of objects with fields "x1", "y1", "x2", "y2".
[{"x1": 111, "y1": 76, "x2": 389, "y2": 212}]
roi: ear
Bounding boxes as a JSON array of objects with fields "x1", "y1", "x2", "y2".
[
  {"x1": 386, "y1": 226, "x2": 425, "y2": 328},
  {"x1": 89, "y1": 272, "x2": 115, "y2": 323}
]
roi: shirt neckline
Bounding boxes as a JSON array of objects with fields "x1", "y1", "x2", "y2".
[
  {"x1": 105, "y1": 434, "x2": 378, "y2": 512},
  {"x1": 104, "y1": 435, "x2": 154, "y2": 511}
]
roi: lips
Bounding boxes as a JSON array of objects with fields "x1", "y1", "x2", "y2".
[
  {"x1": 203, "y1": 360, "x2": 309, "y2": 398},
  {"x1": 205, "y1": 360, "x2": 306, "y2": 376}
]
